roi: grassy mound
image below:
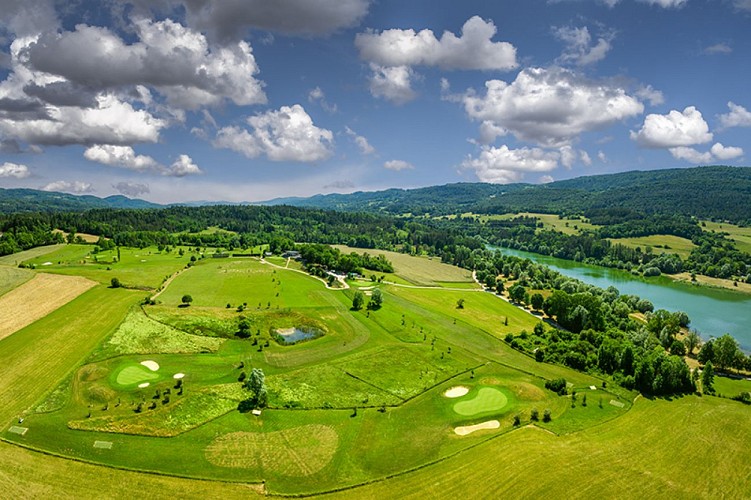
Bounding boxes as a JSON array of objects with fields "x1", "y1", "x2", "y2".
[
  {"x1": 205, "y1": 425, "x2": 339, "y2": 476},
  {"x1": 94, "y1": 309, "x2": 225, "y2": 358}
]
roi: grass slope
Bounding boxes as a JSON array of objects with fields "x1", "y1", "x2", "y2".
[
  {"x1": 333, "y1": 245, "x2": 476, "y2": 287},
  {"x1": 326, "y1": 395, "x2": 751, "y2": 499}
]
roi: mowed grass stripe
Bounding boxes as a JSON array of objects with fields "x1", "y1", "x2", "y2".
[
  {"x1": 0, "y1": 244, "x2": 66, "y2": 266},
  {"x1": 0, "y1": 266, "x2": 34, "y2": 297},
  {"x1": 323, "y1": 396, "x2": 751, "y2": 499},
  {"x1": 0, "y1": 273, "x2": 97, "y2": 342},
  {"x1": 0, "y1": 286, "x2": 138, "y2": 420},
  {"x1": 0, "y1": 441, "x2": 263, "y2": 499}
]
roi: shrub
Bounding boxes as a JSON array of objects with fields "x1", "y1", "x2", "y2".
[
  {"x1": 545, "y1": 378, "x2": 567, "y2": 396},
  {"x1": 530, "y1": 408, "x2": 539, "y2": 421},
  {"x1": 543, "y1": 409, "x2": 552, "y2": 422}
]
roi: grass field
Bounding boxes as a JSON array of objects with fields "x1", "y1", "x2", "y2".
[
  {"x1": 18, "y1": 244, "x2": 197, "y2": 289},
  {"x1": 0, "y1": 273, "x2": 96, "y2": 341},
  {"x1": 333, "y1": 245, "x2": 477, "y2": 287},
  {"x1": 0, "y1": 266, "x2": 33, "y2": 297},
  {"x1": 0, "y1": 245, "x2": 749, "y2": 497},
  {"x1": 0, "y1": 244, "x2": 66, "y2": 266},
  {"x1": 470, "y1": 212, "x2": 600, "y2": 235},
  {"x1": 609, "y1": 234, "x2": 697, "y2": 259},
  {"x1": 702, "y1": 220, "x2": 751, "y2": 254}
]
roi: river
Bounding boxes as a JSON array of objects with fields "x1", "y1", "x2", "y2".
[{"x1": 493, "y1": 247, "x2": 751, "y2": 350}]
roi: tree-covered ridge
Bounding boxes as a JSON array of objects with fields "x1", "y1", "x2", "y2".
[
  {"x1": 260, "y1": 166, "x2": 751, "y2": 224},
  {"x1": 0, "y1": 188, "x2": 160, "y2": 213}
]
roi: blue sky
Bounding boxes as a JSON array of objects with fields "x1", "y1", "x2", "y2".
[{"x1": 0, "y1": 0, "x2": 750, "y2": 203}]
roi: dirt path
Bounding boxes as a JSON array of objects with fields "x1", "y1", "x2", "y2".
[{"x1": 152, "y1": 266, "x2": 192, "y2": 299}]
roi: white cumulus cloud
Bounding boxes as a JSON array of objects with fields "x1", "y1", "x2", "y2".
[
  {"x1": 214, "y1": 104, "x2": 333, "y2": 162},
  {"x1": 84, "y1": 145, "x2": 202, "y2": 176},
  {"x1": 0, "y1": 161, "x2": 30, "y2": 178},
  {"x1": 84, "y1": 144, "x2": 161, "y2": 172},
  {"x1": 710, "y1": 142, "x2": 744, "y2": 160},
  {"x1": 718, "y1": 102, "x2": 751, "y2": 129},
  {"x1": 383, "y1": 159, "x2": 414, "y2": 171},
  {"x1": 356, "y1": 16, "x2": 517, "y2": 71},
  {"x1": 461, "y1": 145, "x2": 560, "y2": 183},
  {"x1": 367, "y1": 64, "x2": 417, "y2": 105},
  {"x1": 41, "y1": 180, "x2": 93, "y2": 193},
  {"x1": 0, "y1": 94, "x2": 166, "y2": 146},
  {"x1": 463, "y1": 67, "x2": 644, "y2": 147},
  {"x1": 554, "y1": 26, "x2": 613, "y2": 66},
  {"x1": 24, "y1": 19, "x2": 266, "y2": 110},
  {"x1": 640, "y1": 0, "x2": 687, "y2": 7},
  {"x1": 631, "y1": 106, "x2": 713, "y2": 148},
  {"x1": 345, "y1": 126, "x2": 375, "y2": 155}
]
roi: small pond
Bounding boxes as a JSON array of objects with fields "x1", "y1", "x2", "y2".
[{"x1": 275, "y1": 327, "x2": 322, "y2": 345}]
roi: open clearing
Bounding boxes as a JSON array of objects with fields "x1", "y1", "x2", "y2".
[
  {"x1": 333, "y1": 244, "x2": 476, "y2": 287},
  {"x1": 702, "y1": 220, "x2": 751, "y2": 254},
  {"x1": 608, "y1": 234, "x2": 697, "y2": 259},
  {"x1": 0, "y1": 273, "x2": 96, "y2": 341}
]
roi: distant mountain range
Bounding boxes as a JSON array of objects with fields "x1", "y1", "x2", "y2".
[
  {"x1": 3, "y1": 165, "x2": 751, "y2": 223},
  {"x1": 261, "y1": 166, "x2": 751, "y2": 223},
  {"x1": 0, "y1": 188, "x2": 161, "y2": 212}
]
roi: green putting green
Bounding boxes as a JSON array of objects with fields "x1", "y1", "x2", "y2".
[
  {"x1": 453, "y1": 387, "x2": 508, "y2": 416},
  {"x1": 116, "y1": 365, "x2": 160, "y2": 386}
]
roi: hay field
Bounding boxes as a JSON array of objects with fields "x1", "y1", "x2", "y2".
[
  {"x1": 0, "y1": 273, "x2": 96, "y2": 341},
  {"x1": 333, "y1": 245, "x2": 476, "y2": 287},
  {"x1": 0, "y1": 266, "x2": 33, "y2": 297}
]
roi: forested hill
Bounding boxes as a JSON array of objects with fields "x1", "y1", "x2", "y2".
[
  {"x1": 262, "y1": 166, "x2": 751, "y2": 224},
  {"x1": 262, "y1": 183, "x2": 524, "y2": 216},
  {"x1": 0, "y1": 188, "x2": 161, "y2": 212}
]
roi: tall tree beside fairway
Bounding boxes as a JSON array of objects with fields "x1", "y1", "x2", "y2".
[
  {"x1": 714, "y1": 334, "x2": 741, "y2": 372},
  {"x1": 368, "y1": 288, "x2": 383, "y2": 310},
  {"x1": 698, "y1": 340, "x2": 715, "y2": 365},
  {"x1": 110, "y1": 277, "x2": 121, "y2": 288},
  {"x1": 239, "y1": 368, "x2": 267, "y2": 411},
  {"x1": 530, "y1": 293, "x2": 544, "y2": 311},
  {"x1": 683, "y1": 330, "x2": 702, "y2": 357},
  {"x1": 701, "y1": 361, "x2": 715, "y2": 393},
  {"x1": 352, "y1": 291, "x2": 365, "y2": 311},
  {"x1": 181, "y1": 294, "x2": 193, "y2": 307}
]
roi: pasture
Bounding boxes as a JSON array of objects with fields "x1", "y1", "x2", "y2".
[
  {"x1": 702, "y1": 220, "x2": 751, "y2": 254},
  {"x1": 0, "y1": 244, "x2": 748, "y2": 497},
  {"x1": 0, "y1": 273, "x2": 96, "y2": 341},
  {"x1": 608, "y1": 234, "x2": 697, "y2": 259},
  {"x1": 333, "y1": 244, "x2": 477, "y2": 287}
]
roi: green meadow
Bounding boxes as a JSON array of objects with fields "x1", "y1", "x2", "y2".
[{"x1": 0, "y1": 245, "x2": 748, "y2": 497}]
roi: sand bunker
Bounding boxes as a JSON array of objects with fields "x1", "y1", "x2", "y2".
[
  {"x1": 140, "y1": 360, "x2": 159, "y2": 371},
  {"x1": 173, "y1": 373, "x2": 185, "y2": 379},
  {"x1": 42, "y1": 261, "x2": 52, "y2": 266},
  {"x1": 454, "y1": 420, "x2": 500, "y2": 436},
  {"x1": 138, "y1": 382, "x2": 150, "y2": 388},
  {"x1": 444, "y1": 386, "x2": 470, "y2": 398}
]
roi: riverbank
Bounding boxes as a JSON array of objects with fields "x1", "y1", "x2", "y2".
[
  {"x1": 669, "y1": 272, "x2": 751, "y2": 295},
  {"x1": 494, "y1": 246, "x2": 751, "y2": 350}
]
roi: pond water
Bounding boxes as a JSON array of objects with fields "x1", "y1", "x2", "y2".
[
  {"x1": 493, "y1": 246, "x2": 751, "y2": 350},
  {"x1": 276, "y1": 327, "x2": 319, "y2": 345}
]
